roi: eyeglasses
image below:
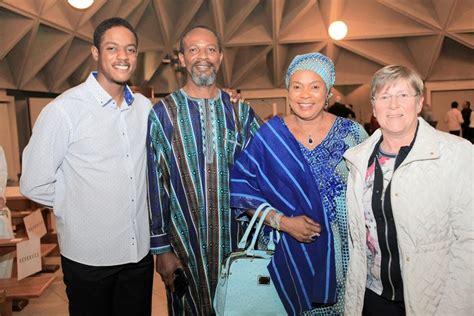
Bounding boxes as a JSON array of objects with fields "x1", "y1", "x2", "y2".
[{"x1": 372, "y1": 93, "x2": 419, "y2": 105}]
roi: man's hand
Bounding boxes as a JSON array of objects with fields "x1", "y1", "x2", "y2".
[
  {"x1": 155, "y1": 252, "x2": 183, "y2": 291},
  {"x1": 280, "y1": 215, "x2": 321, "y2": 243}
]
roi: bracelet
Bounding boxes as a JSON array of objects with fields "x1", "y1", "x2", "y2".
[
  {"x1": 269, "y1": 210, "x2": 278, "y2": 229},
  {"x1": 269, "y1": 211, "x2": 283, "y2": 231},
  {"x1": 274, "y1": 213, "x2": 283, "y2": 231},
  {"x1": 268, "y1": 211, "x2": 276, "y2": 229}
]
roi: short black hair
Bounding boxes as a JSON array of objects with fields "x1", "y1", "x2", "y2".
[
  {"x1": 179, "y1": 25, "x2": 221, "y2": 54},
  {"x1": 93, "y1": 17, "x2": 138, "y2": 50},
  {"x1": 451, "y1": 101, "x2": 459, "y2": 108}
]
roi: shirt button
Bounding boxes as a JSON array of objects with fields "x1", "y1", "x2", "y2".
[
  {"x1": 122, "y1": 132, "x2": 125, "y2": 136},
  {"x1": 126, "y1": 154, "x2": 129, "y2": 157},
  {"x1": 131, "y1": 199, "x2": 135, "y2": 202},
  {"x1": 395, "y1": 193, "x2": 399, "y2": 197},
  {"x1": 130, "y1": 176, "x2": 133, "y2": 180},
  {"x1": 406, "y1": 257, "x2": 410, "y2": 262}
]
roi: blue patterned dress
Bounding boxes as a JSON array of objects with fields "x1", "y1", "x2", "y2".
[
  {"x1": 300, "y1": 116, "x2": 367, "y2": 315},
  {"x1": 231, "y1": 116, "x2": 367, "y2": 315}
]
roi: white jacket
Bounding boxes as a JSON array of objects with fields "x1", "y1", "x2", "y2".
[{"x1": 343, "y1": 118, "x2": 473, "y2": 315}]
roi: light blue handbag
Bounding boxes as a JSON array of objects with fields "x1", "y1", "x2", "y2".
[{"x1": 213, "y1": 203, "x2": 286, "y2": 315}]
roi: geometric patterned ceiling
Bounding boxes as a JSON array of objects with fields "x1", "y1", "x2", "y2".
[{"x1": 0, "y1": 0, "x2": 473, "y2": 95}]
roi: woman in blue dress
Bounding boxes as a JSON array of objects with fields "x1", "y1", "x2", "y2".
[{"x1": 230, "y1": 52, "x2": 367, "y2": 315}]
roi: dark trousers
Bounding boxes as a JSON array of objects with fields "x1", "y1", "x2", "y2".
[
  {"x1": 463, "y1": 128, "x2": 474, "y2": 143},
  {"x1": 363, "y1": 288, "x2": 405, "y2": 316},
  {"x1": 61, "y1": 253, "x2": 154, "y2": 316},
  {"x1": 449, "y1": 130, "x2": 461, "y2": 136}
]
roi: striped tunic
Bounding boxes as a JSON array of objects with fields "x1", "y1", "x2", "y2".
[{"x1": 147, "y1": 89, "x2": 261, "y2": 315}]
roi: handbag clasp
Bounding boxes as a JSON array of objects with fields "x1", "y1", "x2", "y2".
[{"x1": 258, "y1": 275, "x2": 271, "y2": 285}]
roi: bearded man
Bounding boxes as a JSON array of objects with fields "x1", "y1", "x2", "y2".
[{"x1": 146, "y1": 26, "x2": 261, "y2": 315}]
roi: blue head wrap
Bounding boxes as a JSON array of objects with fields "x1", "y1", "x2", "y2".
[{"x1": 285, "y1": 52, "x2": 336, "y2": 96}]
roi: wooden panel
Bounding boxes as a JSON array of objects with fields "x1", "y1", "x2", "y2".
[
  {"x1": 0, "y1": 92, "x2": 20, "y2": 185},
  {"x1": 28, "y1": 97, "x2": 53, "y2": 129},
  {"x1": 0, "y1": 275, "x2": 55, "y2": 299}
]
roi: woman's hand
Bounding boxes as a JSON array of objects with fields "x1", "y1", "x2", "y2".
[{"x1": 280, "y1": 215, "x2": 321, "y2": 243}]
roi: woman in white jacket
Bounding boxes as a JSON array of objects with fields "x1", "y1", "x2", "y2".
[{"x1": 343, "y1": 65, "x2": 473, "y2": 315}]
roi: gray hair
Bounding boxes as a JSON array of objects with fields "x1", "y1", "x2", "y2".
[{"x1": 370, "y1": 65, "x2": 424, "y2": 100}]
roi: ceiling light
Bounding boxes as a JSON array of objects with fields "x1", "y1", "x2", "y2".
[
  {"x1": 328, "y1": 21, "x2": 348, "y2": 40},
  {"x1": 67, "y1": 0, "x2": 94, "y2": 10}
]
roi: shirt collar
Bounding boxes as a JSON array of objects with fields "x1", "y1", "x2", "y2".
[
  {"x1": 368, "y1": 121, "x2": 419, "y2": 169},
  {"x1": 179, "y1": 88, "x2": 221, "y2": 102},
  {"x1": 87, "y1": 72, "x2": 135, "y2": 108}
]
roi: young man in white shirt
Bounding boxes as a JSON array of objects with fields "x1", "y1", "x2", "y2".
[{"x1": 20, "y1": 17, "x2": 153, "y2": 316}]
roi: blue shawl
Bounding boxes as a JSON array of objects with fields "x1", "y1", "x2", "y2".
[{"x1": 230, "y1": 117, "x2": 337, "y2": 315}]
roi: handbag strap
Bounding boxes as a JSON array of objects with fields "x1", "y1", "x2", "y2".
[
  {"x1": 267, "y1": 229, "x2": 280, "y2": 252},
  {"x1": 245, "y1": 206, "x2": 273, "y2": 256},
  {"x1": 237, "y1": 202, "x2": 271, "y2": 249}
]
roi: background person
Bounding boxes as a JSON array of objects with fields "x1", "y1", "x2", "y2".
[
  {"x1": 469, "y1": 109, "x2": 474, "y2": 144},
  {"x1": 230, "y1": 52, "x2": 367, "y2": 315},
  {"x1": 369, "y1": 113, "x2": 380, "y2": 135},
  {"x1": 461, "y1": 100, "x2": 472, "y2": 141},
  {"x1": 344, "y1": 65, "x2": 473, "y2": 316},
  {"x1": 445, "y1": 100, "x2": 463, "y2": 135},
  {"x1": 419, "y1": 103, "x2": 435, "y2": 127},
  {"x1": 327, "y1": 101, "x2": 353, "y2": 118}
]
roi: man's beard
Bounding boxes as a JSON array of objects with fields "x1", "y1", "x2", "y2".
[{"x1": 189, "y1": 62, "x2": 217, "y2": 87}]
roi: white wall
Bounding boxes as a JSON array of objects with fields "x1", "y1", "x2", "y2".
[
  {"x1": 426, "y1": 81, "x2": 474, "y2": 132},
  {"x1": 0, "y1": 90, "x2": 21, "y2": 185},
  {"x1": 29, "y1": 97, "x2": 54, "y2": 128}
]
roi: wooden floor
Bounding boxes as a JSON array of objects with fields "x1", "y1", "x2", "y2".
[{"x1": 15, "y1": 256, "x2": 168, "y2": 316}]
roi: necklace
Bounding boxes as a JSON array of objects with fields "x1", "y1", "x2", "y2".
[{"x1": 289, "y1": 115, "x2": 327, "y2": 146}]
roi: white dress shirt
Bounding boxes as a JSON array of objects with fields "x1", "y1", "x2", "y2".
[{"x1": 20, "y1": 73, "x2": 152, "y2": 266}]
